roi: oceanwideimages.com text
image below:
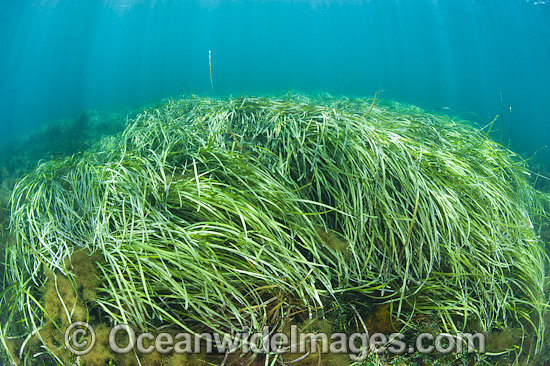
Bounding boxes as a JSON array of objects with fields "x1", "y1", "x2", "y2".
[{"x1": 65, "y1": 322, "x2": 486, "y2": 360}]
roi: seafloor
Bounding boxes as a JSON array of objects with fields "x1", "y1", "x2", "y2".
[{"x1": 0, "y1": 94, "x2": 549, "y2": 366}]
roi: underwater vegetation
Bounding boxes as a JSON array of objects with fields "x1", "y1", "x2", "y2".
[{"x1": 0, "y1": 94, "x2": 549, "y2": 365}]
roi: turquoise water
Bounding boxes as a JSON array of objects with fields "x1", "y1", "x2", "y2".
[{"x1": 1, "y1": 0, "x2": 549, "y2": 160}]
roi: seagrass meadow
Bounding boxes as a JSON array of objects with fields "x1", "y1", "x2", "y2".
[{"x1": 0, "y1": 94, "x2": 549, "y2": 366}]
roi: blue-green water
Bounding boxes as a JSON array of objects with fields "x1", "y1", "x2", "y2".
[{"x1": 1, "y1": 0, "x2": 549, "y2": 159}]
